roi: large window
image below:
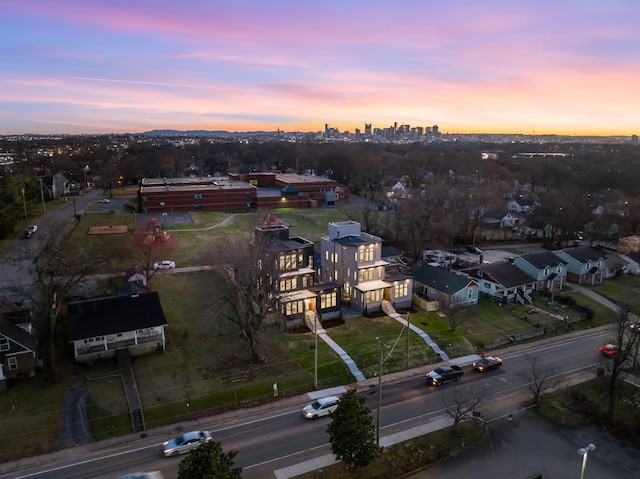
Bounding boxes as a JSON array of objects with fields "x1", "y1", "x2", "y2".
[
  {"x1": 0, "y1": 337, "x2": 9, "y2": 352},
  {"x1": 284, "y1": 300, "x2": 304, "y2": 316},
  {"x1": 358, "y1": 245, "x2": 375, "y2": 263},
  {"x1": 320, "y1": 291, "x2": 337, "y2": 309},
  {"x1": 358, "y1": 268, "x2": 374, "y2": 281},
  {"x1": 394, "y1": 281, "x2": 408, "y2": 298},
  {"x1": 279, "y1": 277, "x2": 298, "y2": 292},
  {"x1": 279, "y1": 252, "x2": 296, "y2": 270},
  {"x1": 365, "y1": 289, "x2": 383, "y2": 303}
]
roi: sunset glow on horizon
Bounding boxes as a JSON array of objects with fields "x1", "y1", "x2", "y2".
[{"x1": 2, "y1": 1, "x2": 639, "y2": 136}]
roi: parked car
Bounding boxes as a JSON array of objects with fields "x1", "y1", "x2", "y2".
[
  {"x1": 599, "y1": 344, "x2": 618, "y2": 357},
  {"x1": 98, "y1": 198, "x2": 111, "y2": 203},
  {"x1": 302, "y1": 396, "x2": 340, "y2": 419},
  {"x1": 22, "y1": 229, "x2": 33, "y2": 239},
  {"x1": 427, "y1": 365, "x2": 464, "y2": 386},
  {"x1": 466, "y1": 245, "x2": 482, "y2": 254},
  {"x1": 162, "y1": 430, "x2": 212, "y2": 456},
  {"x1": 153, "y1": 260, "x2": 176, "y2": 270},
  {"x1": 472, "y1": 356, "x2": 503, "y2": 372}
]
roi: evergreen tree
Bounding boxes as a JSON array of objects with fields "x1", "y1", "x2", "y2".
[
  {"x1": 327, "y1": 388, "x2": 381, "y2": 469},
  {"x1": 178, "y1": 440, "x2": 242, "y2": 479}
]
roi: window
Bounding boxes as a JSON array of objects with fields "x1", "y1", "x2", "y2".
[
  {"x1": 365, "y1": 289, "x2": 382, "y2": 303},
  {"x1": 468, "y1": 288, "x2": 473, "y2": 299},
  {"x1": 8, "y1": 357, "x2": 18, "y2": 371},
  {"x1": 279, "y1": 252, "x2": 296, "y2": 270},
  {"x1": 358, "y1": 245, "x2": 375, "y2": 263},
  {"x1": 358, "y1": 269, "x2": 374, "y2": 281},
  {"x1": 279, "y1": 277, "x2": 298, "y2": 292},
  {"x1": 0, "y1": 337, "x2": 9, "y2": 352},
  {"x1": 284, "y1": 300, "x2": 304, "y2": 316},
  {"x1": 394, "y1": 281, "x2": 408, "y2": 298},
  {"x1": 544, "y1": 266, "x2": 550, "y2": 276},
  {"x1": 193, "y1": 193, "x2": 203, "y2": 200},
  {"x1": 320, "y1": 291, "x2": 337, "y2": 309},
  {"x1": 194, "y1": 205, "x2": 203, "y2": 210}
]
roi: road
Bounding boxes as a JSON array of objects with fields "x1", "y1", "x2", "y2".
[
  {"x1": 0, "y1": 189, "x2": 102, "y2": 308},
  {"x1": 0, "y1": 327, "x2": 620, "y2": 479}
]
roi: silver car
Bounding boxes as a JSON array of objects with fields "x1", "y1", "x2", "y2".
[{"x1": 162, "y1": 430, "x2": 212, "y2": 456}]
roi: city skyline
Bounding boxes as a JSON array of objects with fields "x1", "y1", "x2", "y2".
[{"x1": 2, "y1": 1, "x2": 639, "y2": 137}]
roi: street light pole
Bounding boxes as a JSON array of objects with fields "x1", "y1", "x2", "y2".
[
  {"x1": 578, "y1": 443, "x2": 596, "y2": 479},
  {"x1": 376, "y1": 337, "x2": 389, "y2": 446},
  {"x1": 314, "y1": 316, "x2": 319, "y2": 389}
]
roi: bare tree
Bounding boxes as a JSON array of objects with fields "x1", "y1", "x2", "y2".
[
  {"x1": 208, "y1": 232, "x2": 280, "y2": 364},
  {"x1": 605, "y1": 304, "x2": 640, "y2": 418},
  {"x1": 442, "y1": 304, "x2": 471, "y2": 332},
  {"x1": 526, "y1": 355, "x2": 560, "y2": 405},
  {"x1": 22, "y1": 225, "x2": 100, "y2": 382},
  {"x1": 443, "y1": 386, "x2": 485, "y2": 432}
]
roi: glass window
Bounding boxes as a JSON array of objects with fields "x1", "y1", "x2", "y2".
[
  {"x1": 0, "y1": 337, "x2": 9, "y2": 352},
  {"x1": 8, "y1": 357, "x2": 18, "y2": 371}
]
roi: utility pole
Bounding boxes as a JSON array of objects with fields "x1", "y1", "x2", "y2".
[
  {"x1": 376, "y1": 337, "x2": 390, "y2": 446},
  {"x1": 21, "y1": 185, "x2": 28, "y2": 225},
  {"x1": 38, "y1": 177, "x2": 46, "y2": 212},
  {"x1": 406, "y1": 312, "x2": 410, "y2": 370},
  {"x1": 314, "y1": 314, "x2": 318, "y2": 389}
]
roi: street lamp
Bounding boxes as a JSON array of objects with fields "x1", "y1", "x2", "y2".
[
  {"x1": 578, "y1": 443, "x2": 596, "y2": 479},
  {"x1": 375, "y1": 337, "x2": 390, "y2": 446}
]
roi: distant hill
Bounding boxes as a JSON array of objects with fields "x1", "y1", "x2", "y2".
[{"x1": 141, "y1": 129, "x2": 283, "y2": 137}]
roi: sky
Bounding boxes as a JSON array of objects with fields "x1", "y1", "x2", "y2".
[{"x1": 1, "y1": 1, "x2": 639, "y2": 136}]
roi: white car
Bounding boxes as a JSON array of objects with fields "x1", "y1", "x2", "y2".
[
  {"x1": 98, "y1": 198, "x2": 111, "y2": 203},
  {"x1": 153, "y1": 260, "x2": 176, "y2": 270},
  {"x1": 163, "y1": 430, "x2": 212, "y2": 456},
  {"x1": 302, "y1": 396, "x2": 340, "y2": 419}
]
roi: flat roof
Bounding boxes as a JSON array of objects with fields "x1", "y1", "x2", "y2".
[{"x1": 140, "y1": 177, "x2": 255, "y2": 193}]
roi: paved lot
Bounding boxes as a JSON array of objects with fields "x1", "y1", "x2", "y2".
[{"x1": 410, "y1": 408, "x2": 640, "y2": 479}]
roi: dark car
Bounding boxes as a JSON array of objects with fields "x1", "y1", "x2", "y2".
[
  {"x1": 599, "y1": 344, "x2": 618, "y2": 357},
  {"x1": 466, "y1": 245, "x2": 482, "y2": 254},
  {"x1": 472, "y1": 356, "x2": 503, "y2": 372}
]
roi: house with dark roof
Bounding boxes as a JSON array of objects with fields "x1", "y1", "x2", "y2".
[
  {"x1": 552, "y1": 246, "x2": 605, "y2": 285},
  {"x1": 513, "y1": 252, "x2": 568, "y2": 293},
  {"x1": 67, "y1": 292, "x2": 167, "y2": 363},
  {"x1": 0, "y1": 297, "x2": 38, "y2": 391},
  {"x1": 409, "y1": 263, "x2": 479, "y2": 307},
  {"x1": 457, "y1": 262, "x2": 537, "y2": 305}
]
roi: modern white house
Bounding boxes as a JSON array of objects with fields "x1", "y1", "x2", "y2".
[{"x1": 320, "y1": 221, "x2": 412, "y2": 313}]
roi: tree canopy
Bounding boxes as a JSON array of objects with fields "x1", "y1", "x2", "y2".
[
  {"x1": 327, "y1": 388, "x2": 381, "y2": 469},
  {"x1": 178, "y1": 440, "x2": 242, "y2": 479}
]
